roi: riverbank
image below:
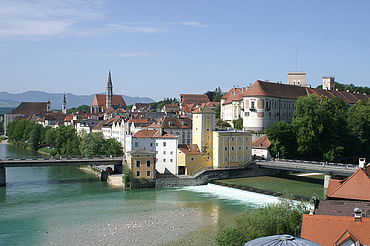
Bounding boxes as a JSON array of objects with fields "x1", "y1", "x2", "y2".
[{"x1": 215, "y1": 174, "x2": 325, "y2": 200}]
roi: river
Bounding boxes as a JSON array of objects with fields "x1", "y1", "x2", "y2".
[{"x1": 0, "y1": 144, "x2": 284, "y2": 246}]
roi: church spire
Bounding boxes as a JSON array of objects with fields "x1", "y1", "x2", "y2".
[
  {"x1": 106, "y1": 70, "x2": 113, "y2": 109},
  {"x1": 62, "y1": 93, "x2": 67, "y2": 114}
]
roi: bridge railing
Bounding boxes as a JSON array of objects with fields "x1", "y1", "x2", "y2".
[
  {"x1": 0, "y1": 156, "x2": 123, "y2": 162},
  {"x1": 257, "y1": 158, "x2": 358, "y2": 170}
]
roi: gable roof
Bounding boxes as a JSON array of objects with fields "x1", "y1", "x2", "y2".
[
  {"x1": 301, "y1": 214, "x2": 370, "y2": 245},
  {"x1": 326, "y1": 167, "x2": 370, "y2": 201},
  {"x1": 178, "y1": 144, "x2": 202, "y2": 155},
  {"x1": 222, "y1": 87, "x2": 248, "y2": 104},
  {"x1": 314, "y1": 199, "x2": 370, "y2": 217},
  {"x1": 133, "y1": 129, "x2": 177, "y2": 139},
  {"x1": 180, "y1": 94, "x2": 210, "y2": 105},
  {"x1": 12, "y1": 102, "x2": 49, "y2": 115},
  {"x1": 244, "y1": 80, "x2": 369, "y2": 104},
  {"x1": 244, "y1": 80, "x2": 308, "y2": 99},
  {"x1": 91, "y1": 94, "x2": 126, "y2": 107},
  {"x1": 252, "y1": 135, "x2": 271, "y2": 149}
]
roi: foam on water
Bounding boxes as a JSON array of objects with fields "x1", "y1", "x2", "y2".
[{"x1": 181, "y1": 183, "x2": 279, "y2": 206}]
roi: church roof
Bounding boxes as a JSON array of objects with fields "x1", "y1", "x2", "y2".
[
  {"x1": 12, "y1": 102, "x2": 49, "y2": 115},
  {"x1": 91, "y1": 94, "x2": 126, "y2": 107}
]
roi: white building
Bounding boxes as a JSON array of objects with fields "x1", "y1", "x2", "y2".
[
  {"x1": 125, "y1": 129, "x2": 178, "y2": 174},
  {"x1": 147, "y1": 116, "x2": 192, "y2": 144}
]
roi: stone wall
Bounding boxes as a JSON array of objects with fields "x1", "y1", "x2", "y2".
[{"x1": 155, "y1": 163, "x2": 279, "y2": 188}]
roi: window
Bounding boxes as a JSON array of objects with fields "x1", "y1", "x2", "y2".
[
  {"x1": 170, "y1": 159, "x2": 173, "y2": 162},
  {"x1": 231, "y1": 147, "x2": 234, "y2": 151},
  {"x1": 146, "y1": 160, "x2": 150, "y2": 167},
  {"x1": 170, "y1": 151, "x2": 173, "y2": 155},
  {"x1": 135, "y1": 142, "x2": 138, "y2": 147},
  {"x1": 163, "y1": 142, "x2": 166, "y2": 146},
  {"x1": 146, "y1": 171, "x2": 151, "y2": 177},
  {"x1": 156, "y1": 143, "x2": 158, "y2": 146},
  {"x1": 246, "y1": 146, "x2": 248, "y2": 150},
  {"x1": 245, "y1": 112, "x2": 249, "y2": 116},
  {"x1": 136, "y1": 171, "x2": 140, "y2": 177},
  {"x1": 150, "y1": 143, "x2": 153, "y2": 147},
  {"x1": 225, "y1": 147, "x2": 228, "y2": 151},
  {"x1": 266, "y1": 101, "x2": 269, "y2": 108},
  {"x1": 207, "y1": 128, "x2": 210, "y2": 131},
  {"x1": 136, "y1": 160, "x2": 140, "y2": 168},
  {"x1": 239, "y1": 146, "x2": 242, "y2": 150},
  {"x1": 163, "y1": 151, "x2": 166, "y2": 154},
  {"x1": 251, "y1": 101, "x2": 255, "y2": 109},
  {"x1": 231, "y1": 137, "x2": 234, "y2": 141},
  {"x1": 163, "y1": 158, "x2": 166, "y2": 162},
  {"x1": 191, "y1": 157, "x2": 194, "y2": 161},
  {"x1": 225, "y1": 157, "x2": 228, "y2": 161}
]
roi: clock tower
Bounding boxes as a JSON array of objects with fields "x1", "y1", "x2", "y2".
[{"x1": 322, "y1": 77, "x2": 335, "y2": 91}]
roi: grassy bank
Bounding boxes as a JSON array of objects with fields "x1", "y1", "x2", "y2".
[{"x1": 217, "y1": 174, "x2": 325, "y2": 200}]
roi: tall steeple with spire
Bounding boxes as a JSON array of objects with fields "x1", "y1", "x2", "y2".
[
  {"x1": 106, "y1": 70, "x2": 113, "y2": 109},
  {"x1": 62, "y1": 93, "x2": 67, "y2": 114}
]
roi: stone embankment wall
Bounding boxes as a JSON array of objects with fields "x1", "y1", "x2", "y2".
[{"x1": 155, "y1": 163, "x2": 279, "y2": 188}]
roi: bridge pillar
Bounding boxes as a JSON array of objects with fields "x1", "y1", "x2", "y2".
[
  {"x1": 324, "y1": 175, "x2": 331, "y2": 189},
  {"x1": 0, "y1": 167, "x2": 5, "y2": 187}
]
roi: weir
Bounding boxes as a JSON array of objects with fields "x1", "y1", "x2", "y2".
[{"x1": 0, "y1": 167, "x2": 5, "y2": 186}]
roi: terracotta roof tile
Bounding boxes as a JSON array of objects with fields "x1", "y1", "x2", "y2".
[
  {"x1": 326, "y1": 167, "x2": 370, "y2": 201},
  {"x1": 180, "y1": 94, "x2": 210, "y2": 105},
  {"x1": 178, "y1": 144, "x2": 202, "y2": 155},
  {"x1": 252, "y1": 135, "x2": 271, "y2": 149},
  {"x1": 148, "y1": 116, "x2": 192, "y2": 129},
  {"x1": 301, "y1": 214, "x2": 370, "y2": 245},
  {"x1": 91, "y1": 94, "x2": 126, "y2": 108},
  {"x1": 133, "y1": 129, "x2": 177, "y2": 139}
]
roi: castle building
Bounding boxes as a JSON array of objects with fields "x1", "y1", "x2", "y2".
[
  {"x1": 221, "y1": 75, "x2": 369, "y2": 131},
  {"x1": 91, "y1": 71, "x2": 126, "y2": 113}
]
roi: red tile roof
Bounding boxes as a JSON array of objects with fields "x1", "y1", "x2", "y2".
[
  {"x1": 91, "y1": 94, "x2": 126, "y2": 107},
  {"x1": 128, "y1": 119, "x2": 149, "y2": 124},
  {"x1": 252, "y1": 135, "x2": 271, "y2": 149},
  {"x1": 180, "y1": 94, "x2": 210, "y2": 105},
  {"x1": 64, "y1": 114, "x2": 73, "y2": 121},
  {"x1": 133, "y1": 129, "x2": 177, "y2": 139},
  {"x1": 222, "y1": 87, "x2": 248, "y2": 104},
  {"x1": 301, "y1": 214, "x2": 370, "y2": 246},
  {"x1": 326, "y1": 167, "x2": 370, "y2": 201},
  {"x1": 178, "y1": 144, "x2": 202, "y2": 155},
  {"x1": 244, "y1": 80, "x2": 369, "y2": 104}
]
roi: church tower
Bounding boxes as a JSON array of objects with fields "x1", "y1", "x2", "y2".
[
  {"x1": 106, "y1": 70, "x2": 113, "y2": 109},
  {"x1": 62, "y1": 94, "x2": 67, "y2": 114}
]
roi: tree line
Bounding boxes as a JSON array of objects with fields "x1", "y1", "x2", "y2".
[
  {"x1": 6, "y1": 119, "x2": 123, "y2": 157},
  {"x1": 267, "y1": 95, "x2": 369, "y2": 162}
]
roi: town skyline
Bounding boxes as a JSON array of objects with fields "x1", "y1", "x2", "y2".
[{"x1": 1, "y1": 0, "x2": 370, "y2": 100}]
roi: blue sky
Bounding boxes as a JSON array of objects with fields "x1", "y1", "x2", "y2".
[{"x1": 1, "y1": 0, "x2": 369, "y2": 101}]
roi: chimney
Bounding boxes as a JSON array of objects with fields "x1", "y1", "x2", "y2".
[
  {"x1": 353, "y1": 208, "x2": 363, "y2": 221},
  {"x1": 359, "y1": 158, "x2": 367, "y2": 168}
]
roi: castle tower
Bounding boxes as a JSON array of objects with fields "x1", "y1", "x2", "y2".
[
  {"x1": 192, "y1": 107, "x2": 216, "y2": 154},
  {"x1": 322, "y1": 76, "x2": 335, "y2": 91},
  {"x1": 287, "y1": 72, "x2": 308, "y2": 87},
  {"x1": 106, "y1": 70, "x2": 113, "y2": 109},
  {"x1": 62, "y1": 94, "x2": 67, "y2": 114}
]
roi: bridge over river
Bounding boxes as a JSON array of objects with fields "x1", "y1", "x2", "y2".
[
  {"x1": 255, "y1": 159, "x2": 357, "y2": 177},
  {"x1": 0, "y1": 157, "x2": 123, "y2": 186}
]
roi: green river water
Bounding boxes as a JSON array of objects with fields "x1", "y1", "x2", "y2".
[{"x1": 0, "y1": 144, "x2": 321, "y2": 246}]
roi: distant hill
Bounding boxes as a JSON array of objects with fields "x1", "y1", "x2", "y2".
[{"x1": 0, "y1": 91, "x2": 155, "y2": 109}]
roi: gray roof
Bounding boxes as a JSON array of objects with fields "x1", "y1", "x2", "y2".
[{"x1": 243, "y1": 235, "x2": 320, "y2": 246}]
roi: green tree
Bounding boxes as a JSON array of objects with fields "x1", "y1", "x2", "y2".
[
  {"x1": 216, "y1": 200, "x2": 309, "y2": 246},
  {"x1": 347, "y1": 100, "x2": 370, "y2": 156},
  {"x1": 29, "y1": 124, "x2": 43, "y2": 151},
  {"x1": 292, "y1": 95, "x2": 348, "y2": 161},
  {"x1": 66, "y1": 105, "x2": 90, "y2": 114},
  {"x1": 267, "y1": 121, "x2": 297, "y2": 159},
  {"x1": 215, "y1": 104, "x2": 221, "y2": 119},
  {"x1": 80, "y1": 132, "x2": 106, "y2": 157},
  {"x1": 205, "y1": 87, "x2": 224, "y2": 102},
  {"x1": 54, "y1": 125, "x2": 81, "y2": 156},
  {"x1": 216, "y1": 119, "x2": 231, "y2": 128},
  {"x1": 104, "y1": 138, "x2": 123, "y2": 156},
  {"x1": 44, "y1": 127, "x2": 57, "y2": 147},
  {"x1": 232, "y1": 117, "x2": 243, "y2": 130}
]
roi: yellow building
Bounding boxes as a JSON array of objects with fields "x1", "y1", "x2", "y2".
[
  {"x1": 212, "y1": 130, "x2": 252, "y2": 168},
  {"x1": 178, "y1": 106, "x2": 252, "y2": 174},
  {"x1": 192, "y1": 107, "x2": 216, "y2": 154},
  {"x1": 177, "y1": 144, "x2": 212, "y2": 175},
  {"x1": 127, "y1": 150, "x2": 156, "y2": 179}
]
